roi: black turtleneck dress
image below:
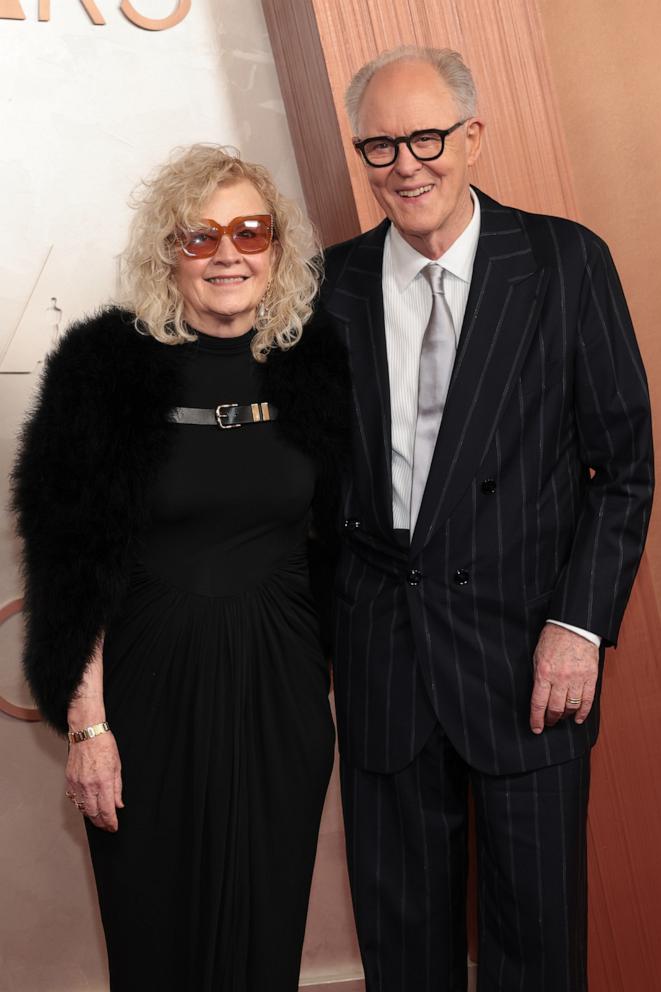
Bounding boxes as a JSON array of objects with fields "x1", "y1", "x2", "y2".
[{"x1": 86, "y1": 329, "x2": 335, "y2": 991}]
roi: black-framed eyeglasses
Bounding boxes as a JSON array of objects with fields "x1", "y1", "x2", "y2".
[{"x1": 353, "y1": 121, "x2": 467, "y2": 168}]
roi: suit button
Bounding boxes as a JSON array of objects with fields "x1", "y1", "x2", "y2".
[
  {"x1": 481, "y1": 479, "x2": 497, "y2": 495},
  {"x1": 344, "y1": 518, "x2": 361, "y2": 530},
  {"x1": 453, "y1": 569, "x2": 470, "y2": 586},
  {"x1": 407, "y1": 569, "x2": 422, "y2": 587}
]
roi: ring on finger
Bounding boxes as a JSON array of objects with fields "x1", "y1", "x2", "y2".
[{"x1": 567, "y1": 696, "x2": 582, "y2": 706}]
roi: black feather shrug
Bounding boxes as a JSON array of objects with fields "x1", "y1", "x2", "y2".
[{"x1": 11, "y1": 307, "x2": 350, "y2": 733}]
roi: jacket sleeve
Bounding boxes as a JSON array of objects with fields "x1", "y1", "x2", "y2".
[
  {"x1": 11, "y1": 315, "x2": 140, "y2": 731},
  {"x1": 548, "y1": 235, "x2": 654, "y2": 645}
]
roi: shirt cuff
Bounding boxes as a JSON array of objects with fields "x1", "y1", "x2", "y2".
[{"x1": 546, "y1": 619, "x2": 601, "y2": 648}]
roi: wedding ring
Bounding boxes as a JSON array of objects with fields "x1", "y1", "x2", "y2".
[{"x1": 567, "y1": 696, "x2": 582, "y2": 706}]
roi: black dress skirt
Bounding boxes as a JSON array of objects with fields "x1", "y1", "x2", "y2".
[{"x1": 86, "y1": 328, "x2": 335, "y2": 991}]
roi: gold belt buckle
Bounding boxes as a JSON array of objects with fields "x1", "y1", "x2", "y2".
[{"x1": 215, "y1": 403, "x2": 241, "y2": 429}]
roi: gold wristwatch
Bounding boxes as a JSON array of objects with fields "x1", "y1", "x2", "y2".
[{"x1": 67, "y1": 721, "x2": 111, "y2": 745}]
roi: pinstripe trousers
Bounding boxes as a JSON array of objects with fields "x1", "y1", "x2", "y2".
[{"x1": 341, "y1": 725, "x2": 590, "y2": 992}]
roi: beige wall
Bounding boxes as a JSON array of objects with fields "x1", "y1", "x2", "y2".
[{"x1": 539, "y1": 0, "x2": 661, "y2": 600}]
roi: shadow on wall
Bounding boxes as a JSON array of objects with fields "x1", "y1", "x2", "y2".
[{"x1": 203, "y1": 0, "x2": 306, "y2": 204}]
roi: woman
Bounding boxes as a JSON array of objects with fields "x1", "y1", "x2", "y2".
[{"x1": 12, "y1": 144, "x2": 349, "y2": 991}]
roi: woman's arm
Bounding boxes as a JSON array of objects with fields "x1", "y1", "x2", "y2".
[{"x1": 65, "y1": 637, "x2": 124, "y2": 832}]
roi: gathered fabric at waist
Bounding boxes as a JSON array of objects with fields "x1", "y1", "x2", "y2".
[{"x1": 138, "y1": 516, "x2": 311, "y2": 598}]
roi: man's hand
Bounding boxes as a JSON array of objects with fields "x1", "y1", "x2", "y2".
[{"x1": 530, "y1": 624, "x2": 599, "y2": 734}]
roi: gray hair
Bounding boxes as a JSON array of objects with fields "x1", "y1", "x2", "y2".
[{"x1": 345, "y1": 45, "x2": 478, "y2": 134}]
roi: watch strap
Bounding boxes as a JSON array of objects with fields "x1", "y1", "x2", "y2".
[{"x1": 67, "y1": 721, "x2": 110, "y2": 745}]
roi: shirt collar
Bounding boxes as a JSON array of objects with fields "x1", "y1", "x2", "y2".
[{"x1": 387, "y1": 187, "x2": 481, "y2": 292}]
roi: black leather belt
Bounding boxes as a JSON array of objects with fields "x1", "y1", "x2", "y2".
[{"x1": 170, "y1": 402, "x2": 278, "y2": 429}]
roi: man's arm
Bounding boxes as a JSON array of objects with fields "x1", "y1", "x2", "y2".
[
  {"x1": 548, "y1": 232, "x2": 653, "y2": 644},
  {"x1": 530, "y1": 231, "x2": 653, "y2": 732}
]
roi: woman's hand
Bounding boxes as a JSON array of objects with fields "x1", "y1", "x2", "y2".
[
  {"x1": 66, "y1": 634, "x2": 123, "y2": 831},
  {"x1": 66, "y1": 731, "x2": 124, "y2": 831}
]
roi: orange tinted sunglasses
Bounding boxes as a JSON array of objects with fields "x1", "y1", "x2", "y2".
[{"x1": 180, "y1": 214, "x2": 274, "y2": 257}]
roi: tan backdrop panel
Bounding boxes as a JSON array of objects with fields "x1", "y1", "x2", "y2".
[
  {"x1": 585, "y1": 557, "x2": 661, "y2": 988},
  {"x1": 259, "y1": 0, "x2": 360, "y2": 246},
  {"x1": 264, "y1": 0, "x2": 579, "y2": 242},
  {"x1": 538, "y1": 0, "x2": 661, "y2": 630},
  {"x1": 264, "y1": 0, "x2": 661, "y2": 987}
]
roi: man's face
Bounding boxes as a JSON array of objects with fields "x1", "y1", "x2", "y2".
[{"x1": 355, "y1": 60, "x2": 483, "y2": 258}]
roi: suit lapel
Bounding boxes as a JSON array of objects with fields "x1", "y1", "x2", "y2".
[
  {"x1": 324, "y1": 221, "x2": 394, "y2": 536},
  {"x1": 411, "y1": 192, "x2": 550, "y2": 555}
]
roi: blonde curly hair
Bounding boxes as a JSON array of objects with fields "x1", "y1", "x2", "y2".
[{"x1": 120, "y1": 144, "x2": 322, "y2": 361}]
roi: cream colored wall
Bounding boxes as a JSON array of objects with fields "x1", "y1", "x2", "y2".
[
  {"x1": 0, "y1": 3, "x2": 358, "y2": 988},
  {"x1": 538, "y1": 0, "x2": 661, "y2": 600}
]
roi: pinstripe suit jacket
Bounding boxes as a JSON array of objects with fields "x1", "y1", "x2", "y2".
[{"x1": 321, "y1": 188, "x2": 653, "y2": 776}]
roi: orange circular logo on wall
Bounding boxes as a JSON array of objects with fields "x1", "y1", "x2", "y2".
[{"x1": 0, "y1": 598, "x2": 41, "y2": 721}]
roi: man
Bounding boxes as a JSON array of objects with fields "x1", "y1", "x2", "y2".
[{"x1": 321, "y1": 46, "x2": 653, "y2": 991}]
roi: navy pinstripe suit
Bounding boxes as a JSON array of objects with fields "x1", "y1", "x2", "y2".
[{"x1": 320, "y1": 188, "x2": 653, "y2": 991}]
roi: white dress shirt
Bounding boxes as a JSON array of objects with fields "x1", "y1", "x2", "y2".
[
  {"x1": 381, "y1": 189, "x2": 600, "y2": 648},
  {"x1": 383, "y1": 189, "x2": 481, "y2": 530}
]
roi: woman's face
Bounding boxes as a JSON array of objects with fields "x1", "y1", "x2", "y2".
[{"x1": 174, "y1": 179, "x2": 275, "y2": 337}]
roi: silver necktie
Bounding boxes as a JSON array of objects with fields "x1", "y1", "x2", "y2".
[{"x1": 410, "y1": 264, "x2": 457, "y2": 530}]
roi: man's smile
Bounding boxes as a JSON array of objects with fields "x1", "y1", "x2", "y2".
[{"x1": 397, "y1": 184, "x2": 434, "y2": 198}]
